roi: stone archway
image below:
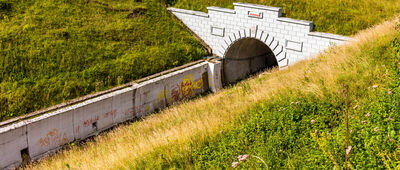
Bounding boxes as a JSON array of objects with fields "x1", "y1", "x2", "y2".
[{"x1": 222, "y1": 38, "x2": 278, "y2": 84}]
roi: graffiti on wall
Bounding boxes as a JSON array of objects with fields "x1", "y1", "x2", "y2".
[
  {"x1": 38, "y1": 128, "x2": 69, "y2": 147},
  {"x1": 179, "y1": 74, "x2": 203, "y2": 98},
  {"x1": 104, "y1": 109, "x2": 117, "y2": 119},
  {"x1": 156, "y1": 74, "x2": 204, "y2": 106}
]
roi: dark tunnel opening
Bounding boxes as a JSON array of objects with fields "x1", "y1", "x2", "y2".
[{"x1": 222, "y1": 38, "x2": 279, "y2": 84}]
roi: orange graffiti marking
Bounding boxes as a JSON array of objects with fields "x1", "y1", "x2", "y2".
[{"x1": 38, "y1": 128, "x2": 68, "y2": 147}]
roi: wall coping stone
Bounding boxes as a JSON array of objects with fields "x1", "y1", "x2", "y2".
[
  {"x1": 308, "y1": 32, "x2": 350, "y2": 41},
  {"x1": 207, "y1": 6, "x2": 236, "y2": 14},
  {"x1": 277, "y1": 17, "x2": 314, "y2": 27},
  {"x1": 233, "y1": 2, "x2": 282, "y2": 13},
  {"x1": 167, "y1": 7, "x2": 209, "y2": 18},
  {"x1": 0, "y1": 121, "x2": 26, "y2": 134}
]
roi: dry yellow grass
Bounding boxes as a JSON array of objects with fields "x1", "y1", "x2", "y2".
[{"x1": 29, "y1": 18, "x2": 398, "y2": 169}]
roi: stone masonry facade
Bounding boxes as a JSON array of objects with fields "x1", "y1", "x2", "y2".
[{"x1": 168, "y1": 2, "x2": 350, "y2": 69}]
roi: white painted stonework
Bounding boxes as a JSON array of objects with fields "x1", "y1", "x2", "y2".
[{"x1": 168, "y1": 2, "x2": 350, "y2": 69}]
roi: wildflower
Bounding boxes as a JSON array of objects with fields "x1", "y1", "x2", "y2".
[
  {"x1": 311, "y1": 120, "x2": 316, "y2": 125},
  {"x1": 238, "y1": 155, "x2": 248, "y2": 162},
  {"x1": 388, "y1": 117, "x2": 393, "y2": 121},
  {"x1": 350, "y1": 130, "x2": 353, "y2": 133},
  {"x1": 388, "y1": 89, "x2": 392, "y2": 95},
  {"x1": 362, "y1": 120, "x2": 367, "y2": 125},
  {"x1": 232, "y1": 162, "x2": 239, "y2": 168},
  {"x1": 314, "y1": 130, "x2": 318, "y2": 135},
  {"x1": 346, "y1": 146, "x2": 352, "y2": 155},
  {"x1": 296, "y1": 101, "x2": 300, "y2": 104},
  {"x1": 372, "y1": 85, "x2": 378, "y2": 89},
  {"x1": 291, "y1": 102, "x2": 295, "y2": 105},
  {"x1": 366, "y1": 113, "x2": 371, "y2": 118},
  {"x1": 282, "y1": 108, "x2": 286, "y2": 111},
  {"x1": 374, "y1": 127, "x2": 379, "y2": 132}
]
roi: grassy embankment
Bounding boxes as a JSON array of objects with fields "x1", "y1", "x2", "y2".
[
  {"x1": 30, "y1": 18, "x2": 400, "y2": 169},
  {"x1": 0, "y1": 0, "x2": 206, "y2": 121},
  {"x1": 2, "y1": 0, "x2": 400, "y2": 121}
]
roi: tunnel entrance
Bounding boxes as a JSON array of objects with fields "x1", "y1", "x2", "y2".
[{"x1": 223, "y1": 38, "x2": 278, "y2": 84}]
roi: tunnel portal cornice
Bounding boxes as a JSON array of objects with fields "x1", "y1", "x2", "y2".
[{"x1": 168, "y1": 2, "x2": 350, "y2": 69}]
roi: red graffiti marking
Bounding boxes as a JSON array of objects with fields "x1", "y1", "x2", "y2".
[
  {"x1": 179, "y1": 80, "x2": 194, "y2": 98},
  {"x1": 171, "y1": 87, "x2": 180, "y2": 102},
  {"x1": 178, "y1": 75, "x2": 203, "y2": 99},
  {"x1": 83, "y1": 116, "x2": 100, "y2": 127},
  {"x1": 38, "y1": 128, "x2": 68, "y2": 147},
  {"x1": 75, "y1": 125, "x2": 80, "y2": 134},
  {"x1": 104, "y1": 109, "x2": 117, "y2": 118},
  {"x1": 135, "y1": 105, "x2": 145, "y2": 115},
  {"x1": 124, "y1": 107, "x2": 135, "y2": 116}
]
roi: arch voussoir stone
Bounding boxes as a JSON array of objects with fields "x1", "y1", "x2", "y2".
[
  {"x1": 221, "y1": 28, "x2": 287, "y2": 69},
  {"x1": 277, "y1": 54, "x2": 288, "y2": 67}
]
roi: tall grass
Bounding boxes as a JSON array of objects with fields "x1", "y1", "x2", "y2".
[
  {"x1": 174, "y1": 0, "x2": 400, "y2": 35},
  {"x1": 0, "y1": 0, "x2": 206, "y2": 121},
  {"x1": 29, "y1": 18, "x2": 399, "y2": 169},
  {"x1": 2, "y1": 0, "x2": 399, "y2": 121}
]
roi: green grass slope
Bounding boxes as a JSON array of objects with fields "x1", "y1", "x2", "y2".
[
  {"x1": 30, "y1": 20, "x2": 400, "y2": 169},
  {"x1": 1, "y1": 0, "x2": 400, "y2": 121},
  {"x1": 174, "y1": 0, "x2": 400, "y2": 35},
  {"x1": 0, "y1": 0, "x2": 206, "y2": 121},
  {"x1": 133, "y1": 21, "x2": 400, "y2": 169}
]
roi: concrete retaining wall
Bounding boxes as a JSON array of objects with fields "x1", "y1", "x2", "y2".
[{"x1": 0, "y1": 60, "x2": 222, "y2": 169}]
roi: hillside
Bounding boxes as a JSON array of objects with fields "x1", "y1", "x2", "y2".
[
  {"x1": 29, "y1": 19, "x2": 400, "y2": 169},
  {"x1": 1, "y1": 0, "x2": 400, "y2": 122},
  {"x1": 0, "y1": 0, "x2": 206, "y2": 121}
]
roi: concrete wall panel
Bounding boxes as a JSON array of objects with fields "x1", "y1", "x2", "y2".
[
  {"x1": 111, "y1": 87, "x2": 136, "y2": 124},
  {"x1": 207, "y1": 61, "x2": 223, "y2": 92},
  {"x1": 73, "y1": 95, "x2": 113, "y2": 140},
  {"x1": 26, "y1": 108, "x2": 75, "y2": 159},
  {"x1": 135, "y1": 77, "x2": 166, "y2": 118},
  {"x1": 0, "y1": 122, "x2": 27, "y2": 169},
  {"x1": 162, "y1": 62, "x2": 209, "y2": 106}
]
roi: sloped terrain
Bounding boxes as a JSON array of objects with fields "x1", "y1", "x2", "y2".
[
  {"x1": 2, "y1": 0, "x2": 400, "y2": 121},
  {"x1": 29, "y1": 19, "x2": 400, "y2": 169},
  {"x1": 0, "y1": 0, "x2": 206, "y2": 121}
]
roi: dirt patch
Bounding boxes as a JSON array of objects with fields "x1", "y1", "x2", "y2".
[{"x1": 127, "y1": 8, "x2": 147, "y2": 18}]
